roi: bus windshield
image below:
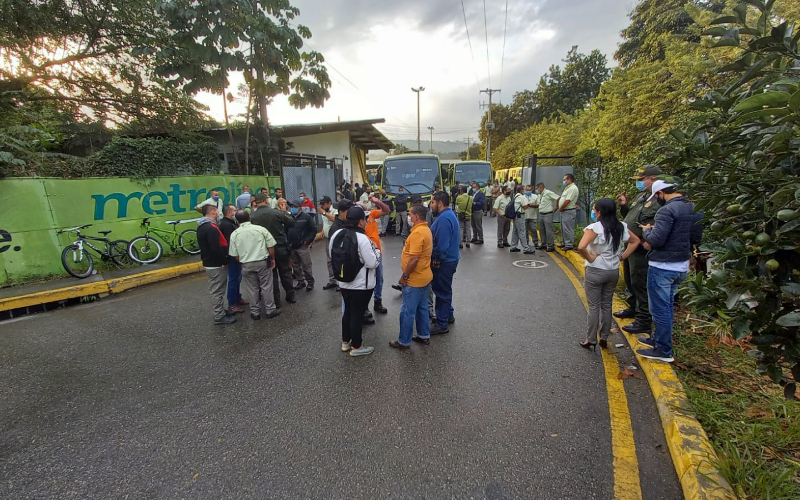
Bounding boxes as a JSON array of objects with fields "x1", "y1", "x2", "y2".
[
  {"x1": 455, "y1": 162, "x2": 492, "y2": 188},
  {"x1": 383, "y1": 157, "x2": 440, "y2": 195}
]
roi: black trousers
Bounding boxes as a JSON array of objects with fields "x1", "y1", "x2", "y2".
[
  {"x1": 271, "y1": 245, "x2": 295, "y2": 304},
  {"x1": 341, "y1": 288, "x2": 374, "y2": 349},
  {"x1": 624, "y1": 249, "x2": 651, "y2": 323}
]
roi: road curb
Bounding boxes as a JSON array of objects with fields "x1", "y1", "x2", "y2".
[
  {"x1": 554, "y1": 247, "x2": 734, "y2": 500},
  {"x1": 0, "y1": 262, "x2": 204, "y2": 313}
]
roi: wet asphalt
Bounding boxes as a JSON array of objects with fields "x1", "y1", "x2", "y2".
[{"x1": 0, "y1": 215, "x2": 682, "y2": 499}]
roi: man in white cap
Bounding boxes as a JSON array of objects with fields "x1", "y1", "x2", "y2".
[{"x1": 636, "y1": 178, "x2": 704, "y2": 363}]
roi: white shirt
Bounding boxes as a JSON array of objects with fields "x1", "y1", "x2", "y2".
[
  {"x1": 322, "y1": 208, "x2": 338, "y2": 238},
  {"x1": 650, "y1": 260, "x2": 690, "y2": 272},
  {"x1": 525, "y1": 193, "x2": 540, "y2": 219},
  {"x1": 584, "y1": 221, "x2": 631, "y2": 270}
]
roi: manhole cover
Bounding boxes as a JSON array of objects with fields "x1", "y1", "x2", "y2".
[{"x1": 512, "y1": 260, "x2": 548, "y2": 269}]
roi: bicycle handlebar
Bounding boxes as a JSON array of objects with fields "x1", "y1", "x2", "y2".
[{"x1": 57, "y1": 224, "x2": 92, "y2": 234}]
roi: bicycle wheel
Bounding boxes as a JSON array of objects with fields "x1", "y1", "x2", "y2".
[
  {"x1": 61, "y1": 244, "x2": 94, "y2": 279},
  {"x1": 110, "y1": 239, "x2": 133, "y2": 266},
  {"x1": 179, "y1": 229, "x2": 200, "y2": 255},
  {"x1": 128, "y1": 236, "x2": 163, "y2": 264}
]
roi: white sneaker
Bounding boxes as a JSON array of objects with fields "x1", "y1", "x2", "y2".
[
  {"x1": 341, "y1": 341, "x2": 351, "y2": 352},
  {"x1": 349, "y1": 346, "x2": 375, "y2": 357}
]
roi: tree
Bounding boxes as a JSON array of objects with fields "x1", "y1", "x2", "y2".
[
  {"x1": 390, "y1": 144, "x2": 410, "y2": 156},
  {"x1": 667, "y1": 1, "x2": 800, "y2": 398},
  {"x1": 533, "y1": 46, "x2": 610, "y2": 120},
  {"x1": 153, "y1": 0, "x2": 331, "y2": 128},
  {"x1": 614, "y1": 0, "x2": 726, "y2": 68}
]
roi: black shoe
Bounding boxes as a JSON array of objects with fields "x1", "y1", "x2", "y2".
[
  {"x1": 557, "y1": 244, "x2": 565, "y2": 249},
  {"x1": 430, "y1": 325, "x2": 450, "y2": 335},
  {"x1": 294, "y1": 282, "x2": 305, "y2": 290},
  {"x1": 546, "y1": 248, "x2": 555, "y2": 252},
  {"x1": 214, "y1": 315, "x2": 236, "y2": 325},
  {"x1": 523, "y1": 250, "x2": 535, "y2": 255},
  {"x1": 374, "y1": 300, "x2": 388, "y2": 314},
  {"x1": 362, "y1": 316, "x2": 376, "y2": 325},
  {"x1": 459, "y1": 243, "x2": 463, "y2": 249},
  {"x1": 622, "y1": 321, "x2": 651, "y2": 334},
  {"x1": 364, "y1": 309, "x2": 373, "y2": 319},
  {"x1": 579, "y1": 340, "x2": 597, "y2": 352},
  {"x1": 391, "y1": 284, "x2": 402, "y2": 292},
  {"x1": 335, "y1": 286, "x2": 341, "y2": 292},
  {"x1": 466, "y1": 242, "x2": 470, "y2": 248},
  {"x1": 323, "y1": 282, "x2": 337, "y2": 290},
  {"x1": 306, "y1": 284, "x2": 314, "y2": 291},
  {"x1": 225, "y1": 309, "x2": 237, "y2": 317},
  {"x1": 250, "y1": 313, "x2": 261, "y2": 320},
  {"x1": 412, "y1": 336, "x2": 431, "y2": 345},
  {"x1": 476, "y1": 240, "x2": 484, "y2": 245},
  {"x1": 497, "y1": 244, "x2": 504, "y2": 249},
  {"x1": 613, "y1": 309, "x2": 636, "y2": 319},
  {"x1": 389, "y1": 340, "x2": 410, "y2": 350},
  {"x1": 503, "y1": 243, "x2": 510, "y2": 248},
  {"x1": 286, "y1": 293, "x2": 298, "y2": 304},
  {"x1": 510, "y1": 248, "x2": 521, "y2": 252},
  {"x1": 470, "y1": 239, "x2": 478, "y2": 243},
  {"x1": 266, "y1": 309, "x2": 282, "y2": 319}
]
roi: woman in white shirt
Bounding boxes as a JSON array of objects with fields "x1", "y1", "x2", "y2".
[{"x1": 577, "y1": 198, "x2": 641, "y2": 350}]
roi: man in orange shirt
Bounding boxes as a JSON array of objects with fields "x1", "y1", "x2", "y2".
[
  {"x1": 359, "y1": 196, "x2": 391, "y2": 315},
  {"x1": 390, "y1": 205, "x2": 434, "y2": 349}
]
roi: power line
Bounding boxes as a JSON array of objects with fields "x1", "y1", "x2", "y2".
[
  {"x1": 483, "y1": 0, "x2": 491, "y2": 88},
  {"x1": 459, "y1": 0, "x2": 481, "y2": 92},
  {"x1": 500, "y1": 0, "x2": 508, "y2": 100}
]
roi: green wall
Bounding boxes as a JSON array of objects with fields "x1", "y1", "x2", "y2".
[{"x1": 0, "y1": 175, "x2": 281, "y2": 286}]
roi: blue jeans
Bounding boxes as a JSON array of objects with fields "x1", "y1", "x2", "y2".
[
  {"x1": 432, "y1": 260, "x2": 458, "y2": 328},
  {"x1": 374, "y1": 261, "x2": 383, "y2": 301},
  {"x1": 398, "y1": 284, "x2": 431, "y2": 345},
  {"x1": 647, "y1": 266, "x2": 687, "y2": 356},
  {"x1": 227, "y1": 259, "x2": 242, "y2": 307}
]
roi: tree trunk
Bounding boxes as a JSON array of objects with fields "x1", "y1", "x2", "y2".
[
  {"x1": 222, "y1": 89, "x2": 242, "y2": 173},
  {"x1": 244, "y1": 84, "x2": 253, "y2": 176}
]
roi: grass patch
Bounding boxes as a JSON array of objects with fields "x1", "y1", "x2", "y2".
[{"x1": 672, "y1": 310, "x2": 800, "y2": 499}]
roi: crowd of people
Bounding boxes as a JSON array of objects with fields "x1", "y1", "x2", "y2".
[{"x1": 195, "y1": 168, "x2": 703, "y2": 364}]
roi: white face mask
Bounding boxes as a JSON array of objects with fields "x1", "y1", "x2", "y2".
[{"x1": 407, "y1": 215, "x2": 413, "y2": 227}]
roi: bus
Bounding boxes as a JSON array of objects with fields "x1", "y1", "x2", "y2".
[
  {"x1": 494, "y1": 167, "x2": 522, "y2": 185},
  {"x1": 452, "y1": 160, "x2": 493, "y2": 189},
  {"x1": 377, "y1": 153, "x2": 442, "y2": 202}
]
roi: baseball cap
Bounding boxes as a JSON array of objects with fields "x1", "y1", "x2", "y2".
[
  {"x1": 337, "y1": 199, "x2": 354, "y2": 212},
  {"x1": 648, "y1": 179, "x2": 676, "y2": 201},
  {"x1": 631, "y1": 165, "x2": 663, "y2": 179},
  {"x1": 254, "y1": 193, "x2": 268, "y2": 203},
  {"x1": 319, "y1": 195, "x2": 332, "y2": 204},
  {"x1": 289, "y1": 198, "x2": 303, "y2": 207},
  {"x1": 346, "y1": 206, "x2": 368, "y2": 222}
]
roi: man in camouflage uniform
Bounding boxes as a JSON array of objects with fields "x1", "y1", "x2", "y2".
[{"x1": 615, "y1": 165, "x2": 663, "y2": 334}]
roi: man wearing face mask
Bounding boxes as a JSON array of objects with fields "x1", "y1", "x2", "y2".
[
  {"x1": 429, "y1": 191, "x2": 461, "y2": 334},
  {"x1": 298, "y1": 192, "x2": 316, "y2": 212},
  {"x1": 470, "y1": 181, "x2": 486, "y2": 244},
  {"x1": 250, "y1": 193, "x2": 297, "y2": 307},
  {"x1": 556, "y1": 174, "x2": 579, "y2": 250},
  {"x1": 493, "y1": 187, "x2": 513, "y2": 248},
  {"x1": 614, "y1": 164, "x2": 663, "y2": 334},
  {"x1": 195, "y1": 189, "x2": 224, "y2": 220},
  {"x1": 287, "y1": 199, "x2": 318, "y2": 291},
  {"x1": 509, "y1": 186, "x2": 534, "y2": 254},
  {"x1": 524, "y1": 184, "x2": 541, "y2": 250},
  {"x1": 536, "y1": 183, "x2": 560, "y2": 252},
  {"x1": 395, "y1": 187, "x2": 409, "y2": 238},
  {"x1": 636, "y1": 179, "x2": 704, "y2": 362}
]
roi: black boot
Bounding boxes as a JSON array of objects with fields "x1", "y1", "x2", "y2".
[{"x1": 374, "y1": 299, "x2": 388, "y2": 314}]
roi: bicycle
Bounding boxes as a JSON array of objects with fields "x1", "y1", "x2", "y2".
[
  {"x1": 57, "y1": 225, "x2": 132, "y2": 279},
  {"x1": 127, "y1": 217, "x2": 200, "y2": 264}
]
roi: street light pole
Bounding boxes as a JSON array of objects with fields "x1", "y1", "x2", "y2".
[
  {"x1": 427, "y1": 126, "x2": 434, "y2": 153},
  {"x1": 411, "y1": 87, "x2": 425, "y2": 151}
]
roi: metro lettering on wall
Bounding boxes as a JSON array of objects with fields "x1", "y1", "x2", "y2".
[
  {"x1": 90, "y1": 182, "x2": 274, "y2": 220},
  {"x1": 0, "y1": 175, "x2": 280, "y2": 286}
]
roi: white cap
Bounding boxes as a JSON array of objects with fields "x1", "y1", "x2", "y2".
[{"x1": 648, "y1": 179, "x2": 676, "y2": 201}]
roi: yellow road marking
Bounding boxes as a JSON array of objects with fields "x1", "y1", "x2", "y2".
[{"x1": 550, "y1": 253, "x2": 643, "y2": 500}]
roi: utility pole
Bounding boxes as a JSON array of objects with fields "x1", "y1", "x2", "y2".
[
  {"x1": 428, "y1": 126, "x2": 435, "y2": 153},
  {"x1": 411, "y1": 87, "x2": 425, "y2": 151},
  {"x1": 479, "y1": 89, "x2": 500, "y2": 162},
  {"x1": 463, "y1": 136, "x2": 472, "y2": 159}
]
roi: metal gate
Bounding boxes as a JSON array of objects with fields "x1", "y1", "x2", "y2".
[{"x1": 280, "y1": 154, "x2": 337, "y2": 228}]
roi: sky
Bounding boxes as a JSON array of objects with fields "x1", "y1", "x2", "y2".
[{"x1": 195, "y1": 0, "x2": 636, "y2": 144}]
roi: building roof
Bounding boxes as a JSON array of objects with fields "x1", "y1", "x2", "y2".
[{"x1": 276, "y1": 119, "x2": 394, "y2": 152}]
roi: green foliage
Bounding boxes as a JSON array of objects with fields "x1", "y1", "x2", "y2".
[
  {"x1": 390, "y1": 144, "x2": 410, "y2": 156},
  {"x1": 491, "y1": 114, "x2": 586, "y2": 170},
  {"x1": 92, "y1": 137, "x2": 221, "y2": 179},
  {"x1": 572, "y1": 149, "x2": 603, "y2": 220},
  {"x1": 668, "y1": 0, "x2": 800, "y2": 396}
]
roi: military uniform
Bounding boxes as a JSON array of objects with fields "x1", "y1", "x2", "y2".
[{"x1": 619, "y1": 178, "x2": 661, "y2": 327}]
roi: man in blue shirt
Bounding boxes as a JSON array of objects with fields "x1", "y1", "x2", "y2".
[
  {"x1": 429, "y1": 191, "x2": 461, "y2": 335},
  {"x1": 235, "y1": 186, "x2": 253, "y2": 211}
]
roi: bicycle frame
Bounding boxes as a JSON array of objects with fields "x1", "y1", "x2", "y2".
[
  {"x1": 140, "y1": 224, "x2": 182, "y2": 250},
  {"x1": 72, "y1": 235, "x2": 113, "y2": 258}
]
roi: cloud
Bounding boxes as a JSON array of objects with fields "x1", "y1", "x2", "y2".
[{"x1": 195, "y1": 0, "x2": 634, "y2": 142}]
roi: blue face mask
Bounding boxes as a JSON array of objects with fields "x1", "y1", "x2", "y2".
[
  {"x1": 525, "y1": 190, "x2": 532, "y2": 196},
  {"x1": 212, "y1": 196, "x2": 220, "y2": 201},
  {"x1": 562, "y1": 180, "x2": 567, "y2": 187},
  {"x1": 591, "y1": 211, "x2": 597, "y2": 222},
  {"x1": 299, "y1": 196, "x2": 305, "y2": 201},
  {"x1": 636, "y1": 180, "x2": 646, "y2": 192},
  {"x1": 290, "y1": 207, "x2": 299, "y2": 215}
]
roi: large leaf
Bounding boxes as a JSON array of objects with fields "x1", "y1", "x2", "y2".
[
  {"x1": 776, "y1": 311, "x2": 800, "y2": 327},
  {"x1": 781, "y1": 283, "x2": 800, "y2": 296},
  {"x1": 734, "y1": 108, "x2": 792, "y2": 123},
  {"x1": 789, "y1": 89, "x2": 800, "y2": 112},
  {"x1": 732, "y1": 91, "x2": 792, "y2": 112},
  {"x1": 732, "y1": 317, "x2": 753, "y2": 339}
]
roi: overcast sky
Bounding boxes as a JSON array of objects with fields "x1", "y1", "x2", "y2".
[{"x1": 195, "y1": 0, "x2": 635, "y2": 143}]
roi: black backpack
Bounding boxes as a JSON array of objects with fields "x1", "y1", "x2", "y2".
[
  {"x1": 504, "y1": 196, "x2": 518, "y2": 219},
  {"x1": 330, "y1": 229, "x2": 364, "y2": 282}
]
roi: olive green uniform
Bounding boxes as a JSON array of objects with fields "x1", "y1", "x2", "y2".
[{"x1": 620, "y1": 191, "x2": 660, "y2": 324}]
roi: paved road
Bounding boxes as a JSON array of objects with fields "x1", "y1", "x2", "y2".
[{"x1": 0, "y1": 216, "x2": 682, "y2": 499}]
